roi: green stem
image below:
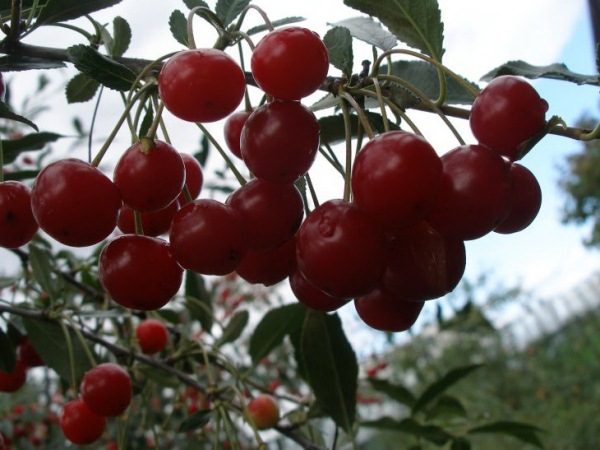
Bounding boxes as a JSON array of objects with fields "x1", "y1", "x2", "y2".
[
  {"x1": 145, "y1": 101, "x2": 164, "y2": 140},
  {"x1": 372, "y1": 77, "x2": 389, "y2": 132},
  {"x1": 151, "y1": 95, "x2": 171, "y2": 144},
  {"x1": 195, "y1": 122, "x2": 246, "y2": 186},
  {"x1": 317, "y1": 146, "x2": 344, "y2": 176},
  {"x1": 119, "y1": 91, "x2": 137, "y2": 142},
  {"x1": 580, "y1": 121, "x2": 600, "y2": 140},
  {"x1": 66, "y1": 316, "x2": 97, "y2": 367},
  {"x1": 340, "y1": 91, "x2": 374, "y2": 139},
  {"x1": 355, "y1": 88, "x2": 424, "y2": 136},
  {"x1": 340, "y1": 98, "x2": 354, "y2": 203},
  {"x1": 187, "y1": 6, "x2": 225, "y2": 50},
  {"x1": 305, "y1": 172, "x2": 320, "y2": 208},
  {"x1": 59, "y1": 320, "x2": 78, "y2": 394},
  {"x1": 48, "y1": 23, "x2": 94, "y2": 41},
  {"x1": 133, "y1": 210, "x2": 144, "y2": 236}
]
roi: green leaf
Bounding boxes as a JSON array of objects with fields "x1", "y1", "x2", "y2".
[
  {"x1": 331, "y1": 17, "x2": 396, "y2": 51},
  {"x1": 66, "y1": 73, "x2": 100, "y2": 103},
  {"x1": 0, "y1": 56, "x2": 66, "y2": 72},
  {"x1": 185, "y1": 271, "x2": 213, "y2": 332},
  {"x1": 35, "y1": 0, "x2": 122, "y2": 27},
  {"x1": 368, "y1": 378, "x2": 415, "y2": 407},
  {"x1": 2, "y1": 132, "x2": 62, "y2": 163},
  {"x1": 22, "y1": 318, "x2": 95, "y2": 385},
  {"x1": 323, "y1": 27, "x2": 354, "y2": 77},
  {"x1": 344, "y1": 0, "x2": 444, "y2": 60},
  {"x1": 451, "y1": 437, "x2": 472, "y2": 450},
  {"x1": 138, "y1": 102, "x2": 154, "y2": 139},
  {"x1": 0, "y1": 327, "x2": 17, "y2": 372},
  {"x1": 482, "y1": 60, "x2": 599, "y2": 86},
  {"x1": 362, "y1": 417, "x2": 451, "y2": 445},
  {"x1": 156, "y1": 309, "x2": 181, "y2": 324},
  {"x1": 216, "y1": 0, "x2": 250, "y2": 27},
  {"x1": 28, "y1": 244, "x2": 59, "y2": 301},
  {"x1": 301, "y1": 311, "x2": 357, "y2": 432},
  {"x1": 136, "y1": 365, "x2": 179, "y2": 388},
  {"x1": 169, "y1": 10, "x2": 189, "y2": 47},
  {"x1": 412, "y1": 364, "x2": 482, "y2": 414},
  {"x1": 249, "y1": 303, "x2": 307, "y2": 365},
  {"x1": 247, "y1": 16, "x2": 305, "y2": 36},
  {"x1": 216, "y1": 310, "x2": 249, "y2": 346},
  {"x1": 111, "y1": 17, "x2": 131, "y2": 57},
  {"x1": 179, "y1": 409, "x2": 213, "y2": 432},
  {"x1": 0, "y1": 103, "x2": 38, "y2": 131},
  {"x1": 468, "y1": 421, "x2": 544, "y2": 448},
  {"x1": 426, "y1": 395, "x2": 467, "y2": 419},
  {"x1": 319, "y1": 112, "x2": 399, "y2": 145},
  {"x1": 183, "y1": 0, "x2": 209, "y2": 9},
  {"x1": 4, "y1": 170, "x2": 39, "y2": 181},
  {"x1": 67, "y1": 44, "x2": 137, "y2": 91}
]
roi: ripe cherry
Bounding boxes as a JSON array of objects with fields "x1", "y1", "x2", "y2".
[
  {"x1": 0, "y1": 359, "x2": 26, "y2": 392},
  {"x1": 236, "y1": 237, "x2": 296, "y2": 286},
  {"x1": 296, "y1": 200, "x2": 386, "y2": 298},
  {"x1": 114, "y1": 139, "x2": 185, "y2": 212},
  {"x1": 354, "y1": 289, "x2": 424, "y2": 332},
  {"x1": 178, "y1": 153, "x2": 203, "y2": 204},
  {"x1": 99, "y1": 234, "x2": 183, "y2": 310},
  {"x1": 427, "y1": 144, "x2": 512, "y2": 240},
  {"x1": 382, "y1": 222, "x2": 466, "y2": 301},
  {"x1": 241, "y1": 100, "x2": 319, "y2": 183},
  {"x1": 251, "y1": 27, "x2": 329, "y2": 100},
  {"x1": 224, "y1": 110, "x2": 252, "y2": 159},
  {"x1": 470, "y1": 75, "x2": 548, "y2": 161},
  {"x1": 227, "y1": 179, "x2": 304, "y2": 250},
  {"x1": 59, "y1": 399, "x2": 106, "y2": 445},
  {"x1": 0, "y1": 181, "x2": 38, "y2": 248},
  {"x1": 31, "y1": 159, "x2": 121, "y2": 247},
  {"x1": 81, "y1": 363, "x2": 132, "y2": 417},
  {"x1": 117, "y1": 201, "x2": 179, "y2": 237},
  {"x1": 136, "y1": 319, "x2": 169, "y2": 354},
  {"x1": 289, "y1": 269, "x2": 349, "y2": 312},
  {"x1": 17, "y1": 338, "x2": 44, "y2": 368},
  {"x1": 352, "y1": 131, "x2": 442, "y2": 230},
  {"x1": 245, "y1": 394, "x2": 280, "y2": 430},
  {"x1": 159, "y1": 49, "x2": 245, "y2": 123},
  {"x1": 169, "y1": 199, "x2": 247, "y2": 275}
]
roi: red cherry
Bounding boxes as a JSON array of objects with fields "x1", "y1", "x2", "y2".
[
  {"x1": 241, "y1": 100, "x2": 319, "y2": 183},
  {"x1": 245, "y1": 395, "x2": 280, "y2": 430},
  {"x1": 169, "y1": 199, "x2": 247, "y2": 275},
  {"x1": 159, "y1": 49, "x2": 246, "y2": 123},
  {"x1": 296, "y1": 200, "x2": 386, "y2": 298},
  {"x1": 352, "y1": 131, "x2": 442, "y2": 230},
  {"x1": 354, "y1": 289, "x2": 424, "y2": 332},
  {"x1": 495, "y1": 163, "x2": 542, "y2": 234},
  {"x1": 288, "y1": 269, "x2": 349, "y2": 312},
  {"x1": 136, "y1": 319, "x2": 169, "y2": 354},
  {"x1": 227, "y1": 179, "x2": 304, "y2": 250},
  {"x1": 99, "y1": 234, "x2": 183, "y2": 310},
  {"x1": 0, "y1": 181, "x2": 38, "y2": 248},
  {"x1": 81, "y1": 363, "x2": 132, "y2": 417},
  {"x1": 470, "y1": 75, "x2": 548, "y2": 161},
  {"x1": 31, "y1": 159, "x2": 121, "y2": 247},
  {"x1": 178, "y1": 153, "x2": 203, "y2": 204},
  {"x1": 114, "y1": 140, "x2": 185, "y2": 212},
  {"x1": 117, "y1": 201, "x2": 179, "y2": 237},
  {"x1": 224, "y1": 110, "x2": 251, "y2": 159},
  {"x1": 59, "y1": 399, "x2": 106, "y2": 445},
  {"x1": 427, "y1": 144, "x2": 512, "y2": 240},
  {"x1": 0, "y1": 359, "x2": 26, "y2": 392},
  {"x1": 382, "y1": 222, "x2": 466, "y2": 301},
  {"x1": 251, "y1": 27, "x2": 329, "y2": 100},
  {"x1": 236, "y1": 237, "x2": 296, "y2": 286},
  {"x1": 17, "y1": 339, "x2": 44, "y2": 368}
]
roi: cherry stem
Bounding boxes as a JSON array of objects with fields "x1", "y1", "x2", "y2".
[
  {"x1": 145, "y1": 101, "x2": 164, "y2": 141},
  {"x1": 133, "y1": 210, "x2": 144, "y2": 235},
  {"x1": 355, "y1": 88, "x2": 424, "y2": 136},
  {"x1": 0, "y1": 138, "x2": 4, "y2": 183},
  {"x1": 195, "y1": 122, "x2": 247, "y2": 186},
  {"x1": 8, "y1": 0, "x2": 22, "y2": 42},
  {"x1": 339, "y1": 91, "x2": 375, "y2": 139},
  {"x1": 230, "y1": 30, "x2": 256, "y2": 50},
  {"x1": 317, "y1": 146, "x2": 344, "y2": 176},
  {"x1": 187, "y1": 6, "x2": 225, "y2": 50},
  {"x1": 580, "y1": 121, "x2": 600, "y2": 140},
  {"x1": 66, "y1": 315, "x2": 97, "y2": 367},
  {"x1": 119, "y1": 91, "x2": 136, "y2": 141},
  {"x1": 305, "y1": 172, "x2": 320, "y2": 208},
  {"x1": 372, "y1": 77, "x2": 390, "y2": 132},
  {"x1": 235, "y1": 4, "x2": 274, "y2": 32},
  {"x1": 237, "y1": 42, "x2": 253, "y2": 112},
  {"x1": 151, "y1": 95, "x2": 172, "y2": 144},
  {"x1": 340, "y1": 98, "x2": 354, "y2": 203},
  {"x1": 58, "y1": 319, "x2": 78, "y2": 394}
]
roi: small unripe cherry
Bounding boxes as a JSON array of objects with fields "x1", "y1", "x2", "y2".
[{"x1": 245, "y1": 394, "x2": 280, "y2": 430}]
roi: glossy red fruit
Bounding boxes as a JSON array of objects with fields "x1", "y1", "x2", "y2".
[
  {"x1": 382, "y1": 222, "x2": 466, "y2": 301},
  {"x1": 0, "y1": 359, "x2": 26, "y2": 392},
  {"x1": 31, "y1": 159, "x2": 121, "y2": 247},
  {"x1": 117, "y1": 201, "x2": 179, "y2": 237},
  {"x1": 0, "y1": 181, "x2": 38, "y2": 248},
  {"x1": 17, "y1": 339, "x2": 44, "y2": 368},
  {"x1": 245, "y1": 395, "x2": 280, "y2": 430},
  {"x1": 81, "y1": 363, "x2": 132, "y2": 417},
  {"x1": 227, "y1": 179, "x2": 303, "y2": 250},
  {"x1": 114, "y1": 140, "x2": 185, "y2": 212},
  {"x1": 178, "y1": 153, "x2": 203, "y2": 204},
  {"x1": 296, "y1": 200, "x2": 386, "y2": 298},
  {"x1": 159, "y1": 49, "x2": 245, "y2": 123},
  {"x1": 470, "y1": 75, "x2": 548, "y2": 161},
  {"x1": 136, "y1": 319, "x2": 169, "y2": 354},
  {"x1": 224, "y1": 110, "x2": 252, "y2": 159},
  {"x1": 241, "y1": 100, "x2": 319, "y2": 183},
  {"x1": 169, "y1": 199, "x2": 247, "y2": 275},
  {"x1": 289, "y1": 269, "x2": 349, "y2": 312},
  {"x1": 251, "y1": 27, "x2": 329, "y2": 100},
  {"x1": 355, "y1": 289, "x2": 424, "y2": 332},
  {"x1": 99, "y1": 234, "x2": 183, "y2": 310},
  {"x1": 236, "y1": 237, "x2": 296, "y2": 286},
  {"x1": 495, "y1": 163, "x2": 542, "y2": 234},
  {"x1": 352, "y1": 131, "x2": 442, "y2": 230},
  {"x1": 59, "y1": 399, "x2": 106, "y2": 445},
  {"x1": 427, "y1": 145, "x2": 512, "y2": 240}
]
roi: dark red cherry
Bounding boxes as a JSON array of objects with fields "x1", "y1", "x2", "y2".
[
  {"x1": 236, "y1": 237, "x2": 296, "y2": 286},
  {"x1": 59, "y1": 399, "x2": 106, "y2": 445},
  {"x1": 178, "y1": 153, "x2": 203, "y2": 204},
  {"x1": 224, "y1": 110, "x2": 252, "y2": 159},
  {"x1": 0, "y1": 359, "x2": 26, "y2": 392},
  {"x1": 81, "y1": 363, "x2": 132, "y2": 417},
  {"x1": 117, "y1": 201, "x2": 179, "y2": 237},
  {"x1": 0, "y1": 181, "x2": 38, "y2": 248},
  {"x1": 288, "y1": 269, "x2": 349, "y2": 312},
  {"x1": 355, "y1": 289, "x2": 424, "y2": 332},
  {"x1": 17, "y1": 338, "x2": 44, "y2": 368}
]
